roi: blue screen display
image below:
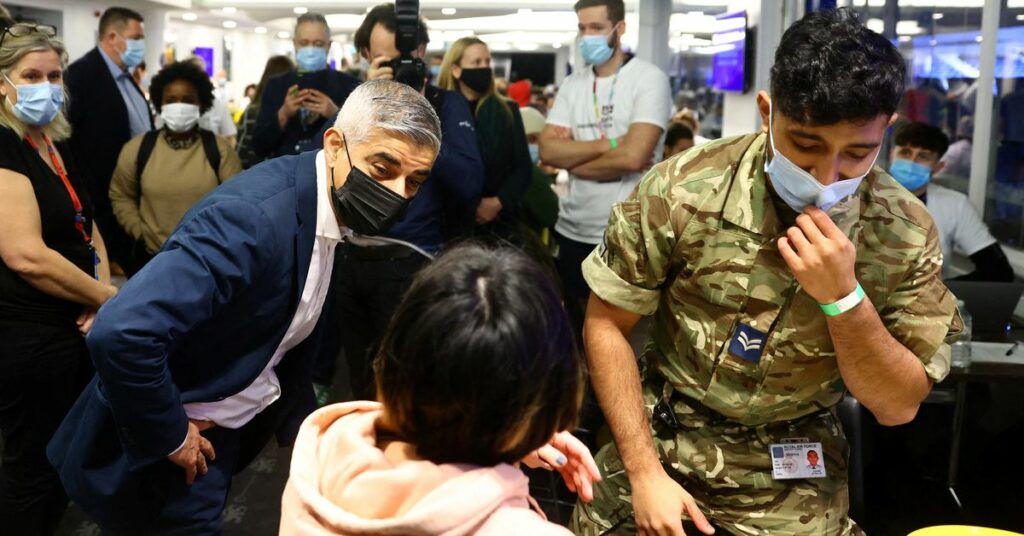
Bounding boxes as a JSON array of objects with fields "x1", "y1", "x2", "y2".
[
  {"x1": 906, "y1": 26, "x2": 1024, "y2": 83},
  {"x1": 711, "y1": 11, "x2": 747, "y2": 92},
  {"x1": 193, "y1": 47, "x2": 214, "y2": 77}
]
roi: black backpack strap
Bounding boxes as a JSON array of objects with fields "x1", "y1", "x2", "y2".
[
  {"x1": 135, "y1": 130, "x2": 160, "y2": 202},
  {"x1": 199, "y1": 129, "x2": 222, "y2": 183}
]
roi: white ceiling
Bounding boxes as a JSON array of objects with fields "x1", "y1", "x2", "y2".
[
  {"x1": 161, "y1": 0, "x2": 733, "y2": 52},
  {"x1": 154, "y1": 0, "x2": 1024, "y2": 53}
]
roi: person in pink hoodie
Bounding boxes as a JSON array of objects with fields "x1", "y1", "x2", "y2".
[{"x1": 281, "y1": 243, "x2": 601, "y2": 535}]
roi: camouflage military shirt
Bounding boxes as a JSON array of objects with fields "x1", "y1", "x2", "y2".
[{"x1": 583, "y1": 132, "x2": 961, "y2": 426}]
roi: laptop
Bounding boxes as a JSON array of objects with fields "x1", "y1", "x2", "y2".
[{"x1": 944, "y1": 281, "x2": 1024, "y2": 340}]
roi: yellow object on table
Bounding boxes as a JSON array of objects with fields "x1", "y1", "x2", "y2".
[{"x1": 908, "y1": 526, "x2": 1024, "y2": 536}]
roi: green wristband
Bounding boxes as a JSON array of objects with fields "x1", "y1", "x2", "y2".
[
  {"x1": 819, "y1": 283, "x2": 865, "y2": 317},
  {"x1": 609, "y1": 137, "x2": 618, "y2": 149}
]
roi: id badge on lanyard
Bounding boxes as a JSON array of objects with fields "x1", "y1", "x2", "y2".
[{"x1": 28, "y1": 134, "x2": 100, "y2": 280}]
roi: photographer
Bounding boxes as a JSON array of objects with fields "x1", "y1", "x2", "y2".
[
  {"x1": 252, "y1": 13, "x2": 360, "y2": 159},
  {"x1": 316, "y1": 2, "x2": 484, "y2": 402}
]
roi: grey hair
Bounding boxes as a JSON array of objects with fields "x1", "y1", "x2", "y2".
[
  {"x1": 334, "y1": 79, "x2": 441, "y2": 154},
  {"x1": 295, "y1": 12, "x2": 330, "y2": 35}
]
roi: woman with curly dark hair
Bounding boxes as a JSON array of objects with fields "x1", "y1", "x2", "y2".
[{"x1": 108, "y1": 60, "x2": 241, "y2": 274}]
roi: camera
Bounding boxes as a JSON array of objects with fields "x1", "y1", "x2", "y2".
[{"x1": 387, "y1": 0, "x2": 427, "y2": 91}]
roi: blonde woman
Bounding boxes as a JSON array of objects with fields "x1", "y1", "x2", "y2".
[
  {"x1": 0, "y1": 24, "x2": 117, "y2": 534},
  {"x1": 438, "y1": 37, "x2": 532, "y2": 241}
]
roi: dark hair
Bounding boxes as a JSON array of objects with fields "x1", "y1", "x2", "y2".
[
  {"x1": 99, "y1": 7, "x2": 143, "y2": 37},
  {"x1": 573, "y1": 0, "x2": 625, "y2": 24},
  {"x1": 770, "y1": 8, "x2": 904, "y2": 126},
  {"x1": 148, "y1": 60, "x2": 214, "y2": 114},
  {"x1": 665, "y1": 122, "x2": 694, "y2": 147},
  {"x1": 354, "y1": 3, "x2": 430, "y2": 54},
  {"x1": 894, "y1": 122, "x2": 949, "y2": 158},
  {"x1": 253, "y1": 55, "x2": 294, "y2": 104},
  {"x1": 375, "y1": 243, "x2": 583, "y2": 467},
  {"x1": 295, "y1": 12, "x2": 330, "y2": 35}
]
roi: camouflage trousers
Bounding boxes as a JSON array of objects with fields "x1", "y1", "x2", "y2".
[{"x1": 571, "y1": 383, "x2": 863, "y2": 535}]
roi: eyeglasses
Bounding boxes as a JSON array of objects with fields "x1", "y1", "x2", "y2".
[{"x1": 0, "y1": 24, "x2": 58, "y2": 50}]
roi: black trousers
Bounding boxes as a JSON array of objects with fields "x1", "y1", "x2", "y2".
[
  {"x1": 315, "y1": 243, "x2": 430, "y2": 400},
  {"x1": 554, "y1": 231, "x2": 598, "y2": 341},
  {"x1": 0, "y1": 319, "x2": 93, "y2": 536}
]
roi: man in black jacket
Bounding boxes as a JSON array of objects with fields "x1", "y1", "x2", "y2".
[
  {"x1": 252, "y1": 13, "x2": 360, "y2": 159},
  {"x1": 65, "y1": 7, "x2": 153, "y2": 273}
]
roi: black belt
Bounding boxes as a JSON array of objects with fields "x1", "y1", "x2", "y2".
[{"x1": 341, "y1": 241, "x2": 421, "y2": 261}]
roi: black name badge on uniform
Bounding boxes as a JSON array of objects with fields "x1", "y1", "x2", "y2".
[{"x1": 728, "y1": 323, "x2": 768, "y2": 364}]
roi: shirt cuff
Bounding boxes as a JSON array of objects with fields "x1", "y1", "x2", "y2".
[
  {"x1": 167, "y1": 431, "x2": 189, "y2": 458},
  {"x1": 922, "y1": 342, "x2": 952, "y2": 384},
  {"x1": 581, "y1": 248, "x2": 660, "y2": 316}
]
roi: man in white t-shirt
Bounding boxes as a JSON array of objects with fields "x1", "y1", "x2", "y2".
[
  {"x1": 889, "y1": 122, "x2": 1014, "y2": 281},
  {"x1": 539, "y1": 0, "x2": 670, "y2": 333}
]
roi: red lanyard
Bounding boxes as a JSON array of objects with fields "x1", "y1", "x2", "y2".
[{"x1": 24, "y1": 134, "x2": 93, "y2": 247}]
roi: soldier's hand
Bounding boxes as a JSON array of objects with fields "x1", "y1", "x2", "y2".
[
  {"x1": 778, "y1": 206, "x2": 858, "y2": 305},
  {"x1": 631, "y1": 469, "x2": 714, "y2": 535}
]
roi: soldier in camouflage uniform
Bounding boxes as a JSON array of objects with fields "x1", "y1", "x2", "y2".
[{"x1": 572, "y1": 9, "x2": 962, "y2": 536}]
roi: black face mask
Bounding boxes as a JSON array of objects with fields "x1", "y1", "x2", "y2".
[
  {"x1": 458, "y1": 67, "x2": 493, "y2": 95},
  {"x1": 330, "y1": 136, "x2": 410, "y2": 236}
]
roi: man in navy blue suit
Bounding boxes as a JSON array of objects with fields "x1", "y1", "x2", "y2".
[{"x1": 47, "y1": 80, "x2": 441, "y2": 534}]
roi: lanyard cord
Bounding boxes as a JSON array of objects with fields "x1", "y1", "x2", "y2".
[
  {"x1": 591, "y1": 63, "x2": 624, "y2": 140},
  {"x1": 24, "y1": 134, "x2": 93, "y2": 246}
]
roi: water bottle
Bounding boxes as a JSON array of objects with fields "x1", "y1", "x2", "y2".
[{"x1": 951, "y1": 299, "x2": 972, "y2": 369}]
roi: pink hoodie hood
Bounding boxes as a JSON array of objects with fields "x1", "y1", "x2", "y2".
[{"x1": 280, "y1": 401, "x2": 571, "y2": 536}]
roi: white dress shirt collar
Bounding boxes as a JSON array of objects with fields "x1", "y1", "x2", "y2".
[{"x1": 315, "y1": 150, "x2": 347, "y2": 241}]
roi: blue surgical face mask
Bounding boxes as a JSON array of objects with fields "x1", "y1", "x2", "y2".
[
  {"x1": 889, "y1": 158, "x2": 932, "y2": 192},
  {"x1": 528, "y1": 143, "x2": 540, "y2": 164},
  {"x1": 296, "y1": 46, "x2": 328, "y2": 72},
  {"x1": 429, "y1": 64, "x2": 440, "y2": 78},
  {"x1": 764, "y1": 102, "x2": 878, "y2": 213},
  {"x1": 122, "y1": 38, "x2": 145, "y2": 68},
  {"x1": 579, "y1": 24, "x2": 619, "y2": 66},
  {"x1": 4, "y1": 74, "x2": 63, "y2": 126}
]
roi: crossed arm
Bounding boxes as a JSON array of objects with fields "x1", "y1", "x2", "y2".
[{"x1": 539, "y1": 122, "x2": 664, "y2": 181}]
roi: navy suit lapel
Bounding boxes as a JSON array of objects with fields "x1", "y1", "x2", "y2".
[
  {"x1": 91, "y1": 48, "x2": 131, "y2": 136},
  {"x1": 293, "y1": 152, "x2": 318, "y2": 299}
]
